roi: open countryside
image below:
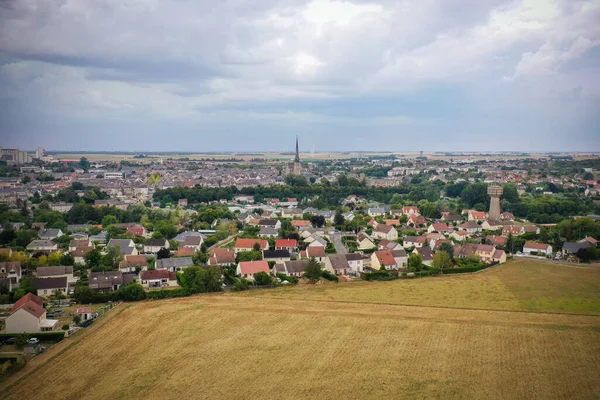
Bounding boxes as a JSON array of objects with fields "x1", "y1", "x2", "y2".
[{"x1": 2, "y1": 259, "x2": 600, "y2": 400}]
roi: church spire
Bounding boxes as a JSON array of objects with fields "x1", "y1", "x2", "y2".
[{"x1": 294, "y1": 136, "x2": 300, "y2": 162}]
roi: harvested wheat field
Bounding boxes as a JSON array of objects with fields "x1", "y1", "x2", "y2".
[
  {"x1": 235, "y1": 260, "x2": 600, "y2": 315},
  {"x1": 2, "y1": 261, "x2": 600, "y2": 399}
]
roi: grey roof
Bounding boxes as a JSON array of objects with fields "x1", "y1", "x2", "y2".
[
  {"x1": 392, "y1": 249, "x2": 407, "y2": 258},
  {"x1": 259, "y1": 227, "x2": 278, "y2": 235},
  {"x1": 258, "y1": 219, "x2": 278, "y2": 226},
  {"x1": 263, "y1": 250, "x2": 291, "y2": 259},
  {"x1": 145, "y1": 238, "x2": 168, "y2": 247},
  {"x1": 68, "y1": 224, "x2": 92, "y2": 232},
  {"x1": 284, "y1": 260, "x2": 309, "y2": 274},
  {"x1": 36, "y1": 265, "x2": 73, "y2": 277},
  {"x1": 39, "y1": 228, "x2": 62, "y2": 238},
  {"x1": 27, "y1": 240, "x2": 57, "y2": 249},
  {"x1": 173, "y1": 231, "x2": 206, "y2": 242},
  {"x1": 31, "y1": 276, "x2": 68, "y2": 290},
  {"x1": 156, "y1": 257, "x2": 193, "y2": 270},
  {"x1": 89, "y1": 271, "x2": 124, "y2": 290},
  {"x1": 345, "y1": 253, "x2": 363, "y2": 261},
  {"x1": 562, "y1": 242, "x2": 589, "y2": 254},
  {"x1": 327, "y1": 254, "x2": 350, "y2": 270}
]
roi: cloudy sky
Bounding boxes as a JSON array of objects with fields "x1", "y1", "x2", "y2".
[{"x1": 0, "y1": 0, "x2": 599, "y2": 152}]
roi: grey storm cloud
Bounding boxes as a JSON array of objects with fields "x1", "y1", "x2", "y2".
[{"x1": 0, "y1": 0, "x2": 599, "y2": 152}]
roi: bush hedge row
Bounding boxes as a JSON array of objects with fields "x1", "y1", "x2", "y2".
[
  {"x1": 0, "y1": 332, "x2": 65, "y2": 342},
  {"x1": 320, "y1": 270, "x2": 339, "y2": 282}
]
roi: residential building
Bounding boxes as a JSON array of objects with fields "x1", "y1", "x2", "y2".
[
  {"x1": 236, "y1": 260, "x2": 270, "y2": 280},
  {"x1": 371, "y1": 250, "x2": 397, "y2": 271},
  {"x1": 208, "y1": 248, "x2": 236, "y2": 266},
  {"x1": 299, "y1": 246, "x2": 326, "y2": 262},
  {"x1": 26, "y1": 240, "x2": 58, "y2": 252},
  {"x1": 280, "y1": 260, "x2": 309, "y2": 278},
  {"x1": 31, "y1": 277, "x2": 68, "y2": 296},
  {"x1": 144, "y1": 238, "x2": 169, "y2": 254},
  {"x1": 345, "y1": 253, "x2": 364, "y2": 274},
  {"x1": 107, "y1": 238, "x2": 138, "y2": 256},
  {"x1": 39, "y1": 229, "x2": 63, "y2": 240},
  {"x1": 275, "y1": 239, "x2": 298, "y2": 252},
  {"x1": 0, "y1": 261, "x2": 21, "y2": 289},
  {"x1": 119, "y1": 255, "x2": 149, "y2": 273},
  {"x1": 156, "y1": 257, "x2": 194, "y2": 272},
  {"x1": 89, "y1": 271, "x2": 129, "y2": 292},
  {"x1": 233, "y1": 238, "x2": 269, "y2": 254},
  {"x1": 324, "y1": 254, "x2": 351, "y2": 276},
  {"x1": 4, "y1": 293, "x2": 59, "y2": 333},
  {"x1": 35, "y1": 265, "x2": 76, "y2": 283},
  {"x1": 523, "y1": 242, "x2": 552, "y2": 256},
  {"x1": 140, "y1": 270, "x2": 178, "y2": 289},
  {"x1": 372, "y1": 224, "x2": 398, "y2": 240},
  {"x1": 263, "y1": 250, "x2": 291, "y2": 263},
  {"x1": 357, "y1": 232, "x2": 376, "y2": 250}
]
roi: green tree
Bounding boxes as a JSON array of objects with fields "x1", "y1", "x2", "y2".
[
  {"x1": 73, "y1": 315, "x2": 82, "y2": 325},
  {"x1": 438, "y1": 242, "x2": 455, "y2": 259},
  {"x1": 114, "y1": 283, "x2": 146, "y2": 301},
  {"x1": 408, "y1": 253, "x2": 423, "y2": 271},
  {"x1": 183, "y1": 265, "x2": 223, "y2": 293},
  {"x1": 84, "y1": 248, "x2": 102, "y2": 269},
  {"x1": 102, "y1": 246, "x2": 122, "y2": 269},
  {"x1": 303, "y1": 258, "x2": 322, "y2": 282},
  {"x1": 254, "y1": 271, "x2": 272, "y2": 286},
  {"x1": 334, "y1": 211, "x2": 345, "y2": 227},
  {"x1": 153, "y1": 219, "x2": 177, "y2": 239},
  {"x1": 432, "y1": 251, "x2": 452, "y2": 271},
  {"x1": 78, "y1": 157, "x2": 90, "y2": 171},
  {"x1": 101, "y1": 215, "x2": 118, "y2": 228}
]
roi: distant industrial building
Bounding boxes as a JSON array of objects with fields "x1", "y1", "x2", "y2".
[{"x1": 0, "y1": 147, "x2": 32, "y2": 165}]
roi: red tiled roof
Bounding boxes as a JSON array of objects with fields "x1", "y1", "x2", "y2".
[
  {"x1": 238, "y1": 260, "x2": 270, "y2": 274},
  {"x1": 374, "y1": 250, "x2": 396, "y2": 266},
  {"x1": 234, "y1": 238, "x2": 268, "y2": 249},
  {"x1": 524, "y1": 242, "x2": 550, "y2": 250},
  {"x1": 304, "y1": 246, "x2": 325, "y2": 257},
  {"x1": 141, "y1": 269, "x2": 170, "y2": 280},
  {"x1": 209, "y1": 248, "x2": 236, "y2": 264},
  {"x1": 275, "y1": 239, "x2": 298, "y2": 248},
  {"x1": 12, "y1": 293, "x2": 44, "y2": 313},
  {"x1": 175, "y1": 247, "x2": 196, "y2": 257},
  {"x1": 291, "y1": 220, "x2": 311, "y2": 227}
]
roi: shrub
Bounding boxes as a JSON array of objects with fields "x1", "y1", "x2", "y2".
[
  {"x1": 277, "y1": 273, "x2": 298, "y2": 285},
  {"x1": 254, "y1": 271, "x2": 272, "y2": 286},
  {"x1": 320, "y1": 270, "x2": 338, "y2": 282},
  {"x1": 231, "y1": 279, "x2": 249, "y2": 292},
  {"x1": 61, "y1": 324, "x2": 70, "y2": 331},
  {"x1": 146, "y1": 289, "x2": 191, "y2": 299}
]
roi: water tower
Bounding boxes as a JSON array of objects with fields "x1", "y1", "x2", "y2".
[{"x1": 488, "y1": 185, "x2": 503, "y2": 220}]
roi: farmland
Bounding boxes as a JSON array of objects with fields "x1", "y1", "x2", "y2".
[
  {"x1": 235, "y1": 260, "x2": 600, "y2": 315},
  {"x1": 2, "y1": 261, "x2": 600, "y2": 399}
]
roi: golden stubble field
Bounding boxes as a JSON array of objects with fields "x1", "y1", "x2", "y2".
[{"x1": 2, "y1": 261, "x2": 600, "y2": 400}]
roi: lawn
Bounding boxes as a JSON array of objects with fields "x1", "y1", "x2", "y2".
[{"x1": 231, "y1": 260, "x2": 600, "y2": 315}]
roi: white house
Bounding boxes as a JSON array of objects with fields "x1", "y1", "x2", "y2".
[
  {"x1": 140, "y1": 269, "x2": 179, "y2": 289},
  {"x1": 4, "y1": 293, "x2": 59, "y2": 333},
  {"x1": 236, "y1": 260, "x2": 270, "y2": 280},
  {"x1": 144, "y1": 238, "x2": 170, "y2": 254},
  {"x1": 345, "y1": 253, "x2": 364, "y2": 274},
  {"x1": 523, "y1": 242, "x2": 553, "y2": 256},
  {"x1": 372, "y1": 225, "x2": 398, "y2": 241}
]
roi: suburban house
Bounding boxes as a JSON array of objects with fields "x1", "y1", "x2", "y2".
[
  {"x1": 493, "y1": 249, "x2": 507, "y2": 263},
  {"x1": 257, "y1": 219, "x2": 281, "y2": 230},
  {"x1": 263, "y1": 250, "x2": 291, "y2": 263},
  {"x1": 368, "y1": 207, "x2": 386, "y2": 217},
  {"x1": 487, "y1": 235, "x2": 508, "y2": 247},
  {"x1": 402, "y1": 206, "x2": 420, "y2": 216},
  {"x1": 523, "y1": 242, "x2": 552, "y2": 256},
  {"x1": 174, "y1": 247, "x2": 196, "y2": 257},
  {"x1": 156, "y1": 257, "x2": 194, "y2": 272},
  {"x1": 275, "y1": 239, "x2": 298, "y2": 252},
  {"x1": 427, "y1": 223, "x2": 452, "y2": 234},
  {"x1": 258, "y1": 227, "x2": 279, "y2": 237},
  {"x1": 280, "y1": 259, "x2": 309, "y2": 278},
  {"x1": 236, "y1": 260, "x2": 270, "y2": 280},
  {"x1": 475, "y1": 244, "x2": 496, "y2": 263},
  {"x1": 459, "y1": 221, "x2": 483, "y2": 234},
  {"x1": 39, "y1": 228, "x2": 63, "y2": 240},
  {"x1": 69, "y1": 239, "x2": 93, "y2": 251},
  {"x1": 468, "y1": 211, "x2": 488, "y2": 221},
  {"x1": 119, "y1": 255, "x2": 149, "y2": 273},
  {"x1": 481, "y1": 219, "x2": 503, "y2": 231},
  {"x1": 372, "y1": 225, "x2": 398, "y2": 241},
  {"x1": 522, "y1": 225, "x2": 541, "y2": 235},
  {"x1": 501, "y1": 212, "x2": 515, "y2": 220},
  {"x1": 208, "y1": 248, "x2": 236, "y2": 266},
  {"x1": 107, "y1": 239, "x2": 138, "y2": 256},
  {"x1": 392, "y1": 249, "x2": 408, "y2": 269},
  {"x1": 371, "y1": 250, "x2": 398, "y2": 271},
  {"x1": 126, "y1": 225, "x2": 147, "y2": 237},
  {"x1": 562, "y1": 241, "x2": 590, "y2": 257},
  {"x1": 413, "y1": 247, "x2": 434, "y2": 266},
  {"x1": 299, "y1": 246, "x2": 326, "y2": 262},
  {"x1": 357, "y1": 232, "x2": 376, "y2": 250},
  {"x1": 345, "y1": 253, "x2": 364, "y2": 274},
  {"x1": 233, "y1": 238, "x2": 269, "y2": 254},
  {"x1": 324, "y1": 254, "x2": 351, "y2": 276},
  {"x1": 36, "y1": 265, "x2": 76, "y2": 283},
  {"x1": 503, "y1": 226, "x2": 523, "y2": 237},
  {"x1": 72, "y1": 247, "x2": 94, "y2": 264},
  {"x1": 403, "y1": 236, "x2": 426, "y2": 249},
  {"x1": 89, "y1": 271, "x2": 131, "y2": 292},
  {"x1": 291, "y1": 220, "x2": 311, "y2": 229},
  {"x1": 31, "y1": 277, "x2": 68, "y2": 296},
  {"x1": 407, "y1": 214, "x2": 427, "y2": 227},
  {"x1": 4, "y1": 293, "x2": 59, "y2": 333},
  {"x1": 144, "y1": 238, "x2": 170, "y2": 254},
  {"x1": 450, "y1": 230, "x2": 470, "y2": 241},
  {"x1": 306, "y1": 235, "x2": 327, "y2": 248},
  {"x1": 0, "y1": 261, "x2": 22, "y2": 289},
  {"x1": 182, "y1": 235, "x2": 203, "y2": 251},
  {"x1": 26, "y1": 240, "x2": 58, "y2": 252},
  {"x1": 140, "y1": 270, "x2": 178, "y2": 289}
]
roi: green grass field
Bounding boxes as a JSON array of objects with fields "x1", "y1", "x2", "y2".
[{"x1": 230, "y1": 260, "x2": 600, "y2": 315}]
